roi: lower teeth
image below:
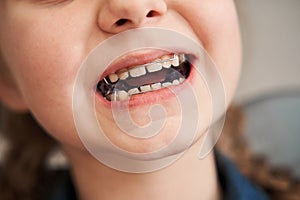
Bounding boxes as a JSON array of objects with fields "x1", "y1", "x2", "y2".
[
  {"x1": 107, "y1": 77, "x2": 186, "y2": 101},
  {"x1": 97, "y1": 54, "x2": 191, "y2": 101}
]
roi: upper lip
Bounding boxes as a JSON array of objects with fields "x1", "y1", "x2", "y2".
[{"x1": 99, "y1": 49, "x2": 179, "y2": 81}]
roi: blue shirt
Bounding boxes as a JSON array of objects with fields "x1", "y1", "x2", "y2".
[{"x1": 49, "y1": 152, "x2": 269, "y2": 200}]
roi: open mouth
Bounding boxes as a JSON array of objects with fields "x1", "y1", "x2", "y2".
[{"x1": 97, "y1": 53, "x2": 192, "y2": 101}]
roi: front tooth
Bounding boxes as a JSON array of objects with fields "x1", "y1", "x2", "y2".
[
  {"x1": 117, "y1": 90, "x2": 129, "y2": 101},
  {"x1": 172, "y1": 54, "x2": 180, "y2": 67},
  {"x1": 162, "y1": 82, "x2": 172, "y2": 87},
  {"x1": 108, "y1": 73, "x2": 119, "y2": 83},
  {"x1": 172, "y1": 80, "x2": 180, "y2": 85},
  {"x1": 146, "y1": 63, "x2": 162, "y2": 73},
  {"x1": 128, "y1": 88, "x2": 140, "y2": 95},
  {"x1": 140, "y1": 85, "x2": 151, "y2": 92},
  {"x1": 151, "y1": 83, "x2": 162, "y2": 90},
  {"x1": 117, "y1": 69, "x2": 129, "y2": 80},
  {"x1": 129, "y1": 66, "x2": 146, "y2": 77}
]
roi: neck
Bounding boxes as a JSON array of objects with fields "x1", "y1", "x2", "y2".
[{"x1": 64, "y1": 141, "x2": 221, "y2": 200}]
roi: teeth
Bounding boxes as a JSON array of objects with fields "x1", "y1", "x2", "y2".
[
  {"x1": 117, "y1": 69, "x2": 129, "y2": 80},
  {"x1": 140, "y1": 85, "x2": 151, "y2": 92},
  {"x1": 108, "y1": 73, "x2": 119, "y2": 83},
  {"x1": 129, "y1": 66, "x2": 146, "y2": 77},
  {"x1": 162, "y1": 61, "x2": 172, "y2": 68},
  {"x1": 100, "y1": 53, "x2": 189, "y2": 101},
  {"x1": 146, "y1": 62, "x2": 162, "y2": 73},
  {"x1": 112, "y1": 53, "x2": 185, "y2": 80},
  {"x1": 117, "y1": 90, "x2": 129, "y2": 101},
  {"x1": 172, "y1": 54, "x2": 180, "y2": 67},
  {"x1": 161, "y1": 55, "x2": 172, "y2": 68},
  {"x1": 107, "y1": 78, "x2": 186, "y2": 101},
  {"x1": 162, "y1": 82, "x2": 172, "y2": 87},
  {"x1": 128, "y1": 88, "x2": 140, "y2": 95},
  {"x1": 179, "y1": 54, "x2": 186, "y2": 63},
  {"x1": 172, "y1": 79, "x2": 180, "y2": 85},
  {"x1": 151, "y1": 83, "x2": 162, "y2": 90}
]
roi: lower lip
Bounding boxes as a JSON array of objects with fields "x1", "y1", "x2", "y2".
[{"x1": 95, "y1": 63, "x2": 196, "y2": 108}]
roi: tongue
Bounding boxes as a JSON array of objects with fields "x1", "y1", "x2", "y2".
[{"x1": 125, "y1": 70, "x2": 167, "y2": 87}]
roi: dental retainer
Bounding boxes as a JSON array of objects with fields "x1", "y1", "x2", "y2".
[{"x1": 97, "y1": 54, "x2": 190, "y2": 101}]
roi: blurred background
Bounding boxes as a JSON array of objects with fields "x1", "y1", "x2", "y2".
[
  {"x1": 234, "y1": 0, "x2": 300, "y2": 177},
  {"x1": 235, "y1": 0, "x2": 300, "y2": 102}
]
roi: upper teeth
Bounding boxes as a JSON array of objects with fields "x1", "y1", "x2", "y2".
[
  {"x1": 108, "y1": 73, "x2": 118, "y2": 83},
  {"x1": 117, "y1": 69, "x2": 129, "y2": 80},
  {"x1": 146, "y1": 63, "x2": 162, "y2": 73},
  {"x1": 172, "y1": 54, "x2": 180, "y2": 67},
  {"x1": 107, "y1": 54, "x2": 181, "y2": 82},
  {"x1": 129, "y1": 66, "x2": 147, "y2": 77}
]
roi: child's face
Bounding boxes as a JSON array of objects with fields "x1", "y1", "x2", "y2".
[{"x1": 0, "y1": 0, "x2": 241, "y2": 155}]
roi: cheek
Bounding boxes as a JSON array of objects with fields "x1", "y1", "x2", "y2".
[
  {"x1": 19, "y1": 38, "x2": 83, "y2": 146},
  {"x1": 1, "y1": 12, "x2": 89, "y2": 147},
  {"x1": 175, "y1": 0, "x2": 242, "y2": 103}
]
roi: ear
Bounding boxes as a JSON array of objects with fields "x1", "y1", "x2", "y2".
[{"x1": 0, "y1": 57, "x2": 28, "y2": 112}]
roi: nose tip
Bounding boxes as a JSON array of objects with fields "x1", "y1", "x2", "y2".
[{"x1": 98, "y1": 0, "x2": 167, "y2": 33}]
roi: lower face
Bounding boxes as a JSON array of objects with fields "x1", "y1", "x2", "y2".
[{"x1": 0, "y1": 0, "x2": 241, "y2": 156}]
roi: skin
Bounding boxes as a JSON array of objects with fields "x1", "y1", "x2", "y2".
[{"x1": 0, "y1": 0, "x2": 241, "y2": 199}]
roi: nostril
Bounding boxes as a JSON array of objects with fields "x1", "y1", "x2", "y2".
[
  {"x1": 114, "y1": 11, "x2": 161, "y2": 27},
  {"x1": 146, "y1": 10, "x2": 160, "y2": 18},
  {"x1": 115, "y1": 18, "x2": 128, "y2": 26}
]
